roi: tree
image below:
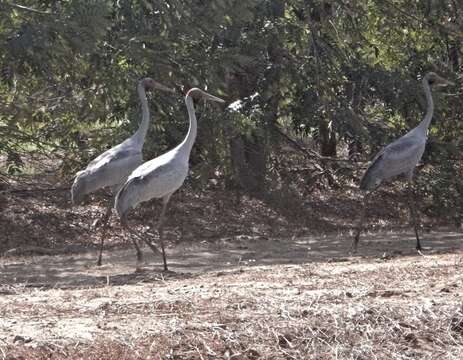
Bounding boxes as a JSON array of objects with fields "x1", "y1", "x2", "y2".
[{"x1": 1, "y1": 0, "x2": 462, "y2": 219}]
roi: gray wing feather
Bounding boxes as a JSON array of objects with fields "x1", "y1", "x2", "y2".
[
  {"x1": 115, "y1": 161, "x2": 188, "y2": 216},
  {"x1": 87, "y1": 145, "x2": 140, "y2": 171},
  {"x1": 72, "y1": 145, "x2": 142, "y2": 202},
  {"x1": 360, "y1": 136, "x2": 425, "y2": 190}
]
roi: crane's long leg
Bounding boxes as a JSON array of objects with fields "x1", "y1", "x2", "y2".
[
  {"x1": 96, "y1": 199, "x2": 114, "y2": 266},
  {"x1": 120, "y1": 214, "x2": 161, "y2": 258},
  {"x1": 139, "y1": 233, "x2": 162, "y2": 257},
  {"x1": 406, "y1": 181, "x2": 422, "y2": 251},
  {"x1": 351, "y1": 191, "x2": 371, "y2": 253},
  {"x1": 126, "y1": 202, "x2": 163, "y2": 259},
  {"x1": 157, "y1": 195, "x2": 172, "y2": 271},
  {"x1": 121, "y1": 216, "x2": 144, "y2": 271}
]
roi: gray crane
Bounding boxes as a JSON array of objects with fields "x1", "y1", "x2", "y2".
[
  {"x1": 352, "y1": 72, "x2": 452, "y2": 252},
  {"x1": 71, "y1": 78, "x2": 173, "y2": 265},
  {"x1": 115, "y1": 88, "x2": 225, "y2": 271}
]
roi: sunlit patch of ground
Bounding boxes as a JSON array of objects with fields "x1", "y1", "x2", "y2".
[{"x1": 1, "y1": 230, "x2": 463, "y2": 359}]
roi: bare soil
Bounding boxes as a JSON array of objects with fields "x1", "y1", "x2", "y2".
[
  {"x1": 2, "y1": 177, "x2": 463, "y2": 359},
  {"x1": 1, "y1": 230, "x2": 463, "y2": 359}
]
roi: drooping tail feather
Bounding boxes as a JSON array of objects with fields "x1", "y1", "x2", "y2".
[
  {"x1": 359, "y1": 167, "x2": 377, "y2": 190},
  {"x1": 359, "y1": 153, "x2": 383, "y2": 190},
  {"x1": 70, "y1": 171, "x2": 86, "y2": 205},
  {"x1": 115, "y1": 176, "x2": 145, "y2": 219},
  {"x1": 114, "y1": 182, "x2": 130, "y2": 218}
]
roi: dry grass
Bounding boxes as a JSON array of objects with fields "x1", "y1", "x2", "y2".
[
  {"x1": 2, "y1": 251, "x2": 463, "y2": 359},
  {"x1": 2, "y1": 174, "x2": 463, "y2": 359}
]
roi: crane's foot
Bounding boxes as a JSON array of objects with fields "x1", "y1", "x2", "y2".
[{"x1": 416, "y1": 243, "x2": 428, "y2": 257}]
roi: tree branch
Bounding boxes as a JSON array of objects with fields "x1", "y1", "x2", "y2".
[
  {"x1": 4, "y1": 2, "x2": 51, "y2": 15},
  {"x1": 274, "y1": 126, "x2": 364, "y2": 164}
]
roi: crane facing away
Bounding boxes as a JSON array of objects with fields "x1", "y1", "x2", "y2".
[
  {"x1": 115, "y1": 88, "x2": 225, "y2": 271},
  {"x1": 71, "y1": 78, "x2": 174, "y2": 265},
  {"x1": 352, "y1": 72, "x2": 453, "y2": 252}
]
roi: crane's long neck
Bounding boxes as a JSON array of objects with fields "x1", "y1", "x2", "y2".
[
  {"x1": 133, "y1": 83, "x2": 150, "y2": 148},
  {"x1": 176, "y1": 95, "x2": 197, "y2": 162},
  {"x1": 417, "y1": 78, "x2": 434, "y2": 133}
]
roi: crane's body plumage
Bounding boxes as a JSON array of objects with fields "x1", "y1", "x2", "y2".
[
  {"x1": 69, "y1": 77, "x2": 173, "y2": 266},
  {"x1": 115, "y1": 88, "x2": 224, "y2": 219},
  {"x1": 353, "y1": 72, "x2": 452, "y2": 252},
  {"x1": 71, "y1": 79, "x2": 156, "y2": 205},
  {"x1": 114, "y1": 88, "x2": 225, "y2": 270},
  {"x1": 71, "y1": 137, "x2": 143, "y2": 204},
  {"x1": 115, "y1": 150, "x2": 188, "y2": 216},
  {"x1": 358, "y1": 72, "x2": 449, "y2": 191},
  {"x1": 360, "y1": 129, "x2": 427, "y2": 190}
]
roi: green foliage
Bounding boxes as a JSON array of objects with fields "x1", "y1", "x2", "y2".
[{"x1": 0, "y1": 0, "x2": 463, "y2": 220}]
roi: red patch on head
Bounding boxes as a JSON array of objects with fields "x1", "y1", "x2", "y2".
[
  {"x1": 186, "y1": 88, "x2": 202, "y2": 99},
  {"x1": 142, "y1": 78, "x2": 155, "y2": 90}
]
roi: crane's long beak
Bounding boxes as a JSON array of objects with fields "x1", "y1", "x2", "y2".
[
  {"x1": 436, "y1": 76, "x2": 454, "y2": 87},
  {"x1": 203, "y1": 93, "x2": 225, "y2": 103}
]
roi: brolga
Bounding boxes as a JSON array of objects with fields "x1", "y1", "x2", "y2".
[
  {"x1": 115, "y1": 88, "x2": 225, "y2": 271},
  {"x1": 71, "y1": 78, "x2": 174, "y2": 265},
  {"x1": 352, "y1": 72, "x2": 452, "y2": 252}
]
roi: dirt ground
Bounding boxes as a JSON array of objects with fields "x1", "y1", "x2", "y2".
[
  {"x1": 2, "y1": 229, "x2": 463, "y2": 359},
  {"x1": 2, "y1": 174, "x2": 463, "y2": 358}
]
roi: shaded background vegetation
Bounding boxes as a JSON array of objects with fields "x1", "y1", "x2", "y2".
[{"x1": 1, "y1": 0, "x2": 462, "y2": 221}]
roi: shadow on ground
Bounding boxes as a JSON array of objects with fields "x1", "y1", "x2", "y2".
[{"x1": 1, "y1": 228, "x2": 462, "y2": 289}]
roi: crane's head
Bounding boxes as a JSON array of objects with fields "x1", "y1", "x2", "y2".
[
  {"x1": 186, "y1": 88, "x2": 225, "y2": 103},
  {"x1": 140, "y1": 78, "x2": 175, "y2": 93},
  {"x1": 424, "y1": 72, "x2": 454, "y2": 87}
]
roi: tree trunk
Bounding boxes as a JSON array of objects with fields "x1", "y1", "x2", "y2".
[
  {"x1": 224, "y1": 0, "x2": 285, "y2": 198},
  {"x1": 318, "y1": 119, "x2": 337, "y2": 157},
  {"x1": 229, "y1": 133, "x2": 267, "y2": 198}
]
